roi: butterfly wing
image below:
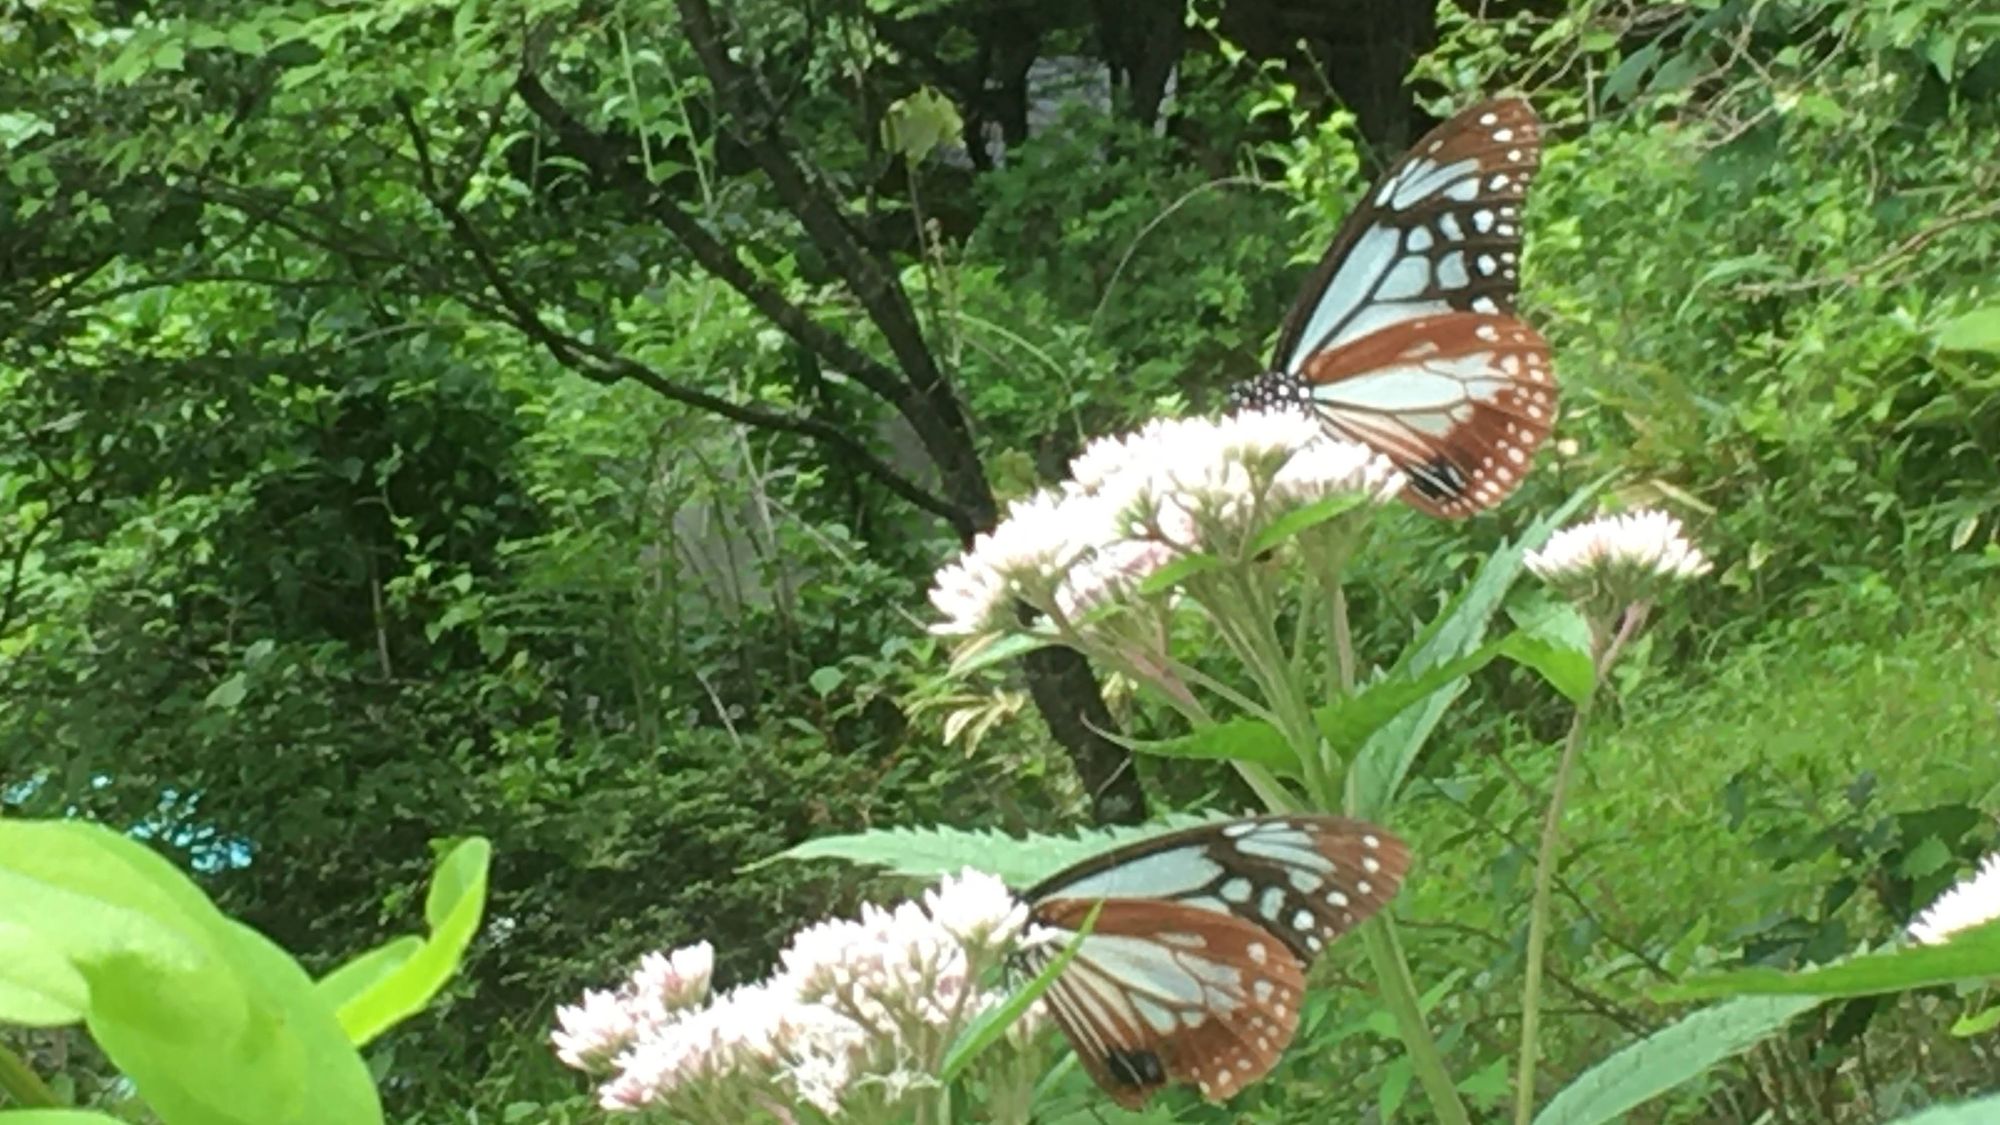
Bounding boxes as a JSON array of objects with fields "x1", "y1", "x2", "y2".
[
  {"x1": 1025, "y1": 815, "x2": 1410, "y2": 968},
  {"x1": 1019, "y1": 898, "x2": 1308, "y2": 1109},
  {"x1": 1292, "y1": 311, "x2": 1556, "y2": 517},
  {"x1": 1271, "y1": 97, "x2": 1543, "y2": 373}
]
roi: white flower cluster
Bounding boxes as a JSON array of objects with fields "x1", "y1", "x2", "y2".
[
  {"x1": 1526, "y1": 508, "x2": 1712, "y2": 609},
  {"x1": 552, "y1": 869, "x2": 1035, "y2": 1117},
  {"x1": 928, "y1": 410, "x2": 1400, "y2": 637},
  {"x1": 1908, "y1": 852, "x2": 2000, "y2": 946}
]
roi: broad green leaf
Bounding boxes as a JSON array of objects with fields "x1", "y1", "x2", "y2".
[
  {"x1": 938, "y1": 903, "x2": 1100, "y2": 1083},
  {"x1": 0, "y1": 1112, "x2": 133, "y2": 1123},
  {"x1": 1936, "y1": 305, "x2": 2000, "y2": 354},
  {"x1": 807, "y1": 665, "x2": 844, "y2": 697},
  {"x1": 1500, "y1": 601, "x2": 1595, "y2": 704},
  {"x1": 321, "y1": 838, "x2": 489, "y2": 1047},
  {"x1": 880, "y1": 87, "x2": 962, "y2": 163},
  {"x1": 1665, "y1": 922, "x2": 2000, "y2": 1002},
  {"x1": 754, "y1": 813, "x2": 1230, "y2": 886},
  {"x1": 1348, "y1": 482, "x2": 1601, "y2": 816},
  {"x1": 0, "y1": 821, "x2": 381, "y2": 1124},
  {"x1": 315, "y1": 938, "x2": 421, "y2": 1017},
  {"x1": 0, "y1": 921, "x2": 88, "y2": 1025},
  {"x1": 1114, "y1": 716, "x2": 1300, "y2": 775},
  {"x1": 1533, "y1": 995, "x2": 1821, "y2": 1125}
]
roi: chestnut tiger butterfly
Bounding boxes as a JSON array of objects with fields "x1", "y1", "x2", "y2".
[
  {"x1": 1233, "y1": 97, "x2": 1558, "y2": 517},
  {"x1": 1012, "y1": 815, "x2": 1410, "y2": 1108}
]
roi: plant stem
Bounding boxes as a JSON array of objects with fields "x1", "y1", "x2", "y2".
[
  {"x1": 1512, "y1": 604, "x2": 1645, "y2": 1124},
  {"x1": 1362, "y1": 914, "x2": 1472, "y2": 1125},
  {"x1": 0, "y1": 1041, "x2": 58, "y2": 1107},
  {"x1": 1320, "y1": 568, "x2": 1464, "y2": 1120}
]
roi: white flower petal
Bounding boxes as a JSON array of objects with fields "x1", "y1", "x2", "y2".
[{"x1": 1908, "y1": 852, "x2": 2000, "y2": 946}]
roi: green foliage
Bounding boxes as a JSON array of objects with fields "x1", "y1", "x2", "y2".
[
  {"x1": 318, "y1": 838, "x2": 490, "y2": 1047},
  {"x1": 1668, "y1": 923, "x2": 2000, "y2": 1002},
  {"x1": 1533, "y1": 997, "x2": 1824, "y2": 1125},
  {"x1": 764, "y1": 813, "x2": 1225, "y2": 887},
  {"x1": 0, "y1": 824, "x2": 486, "y2": 1124},
  {"x1": 5, "y1": 0, "x2": 1999, "y2": 1117}
]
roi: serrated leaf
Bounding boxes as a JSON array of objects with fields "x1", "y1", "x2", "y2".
[
  {"x1": 1664, "y1": 921, "x2": 2000, "y2": 1002},
  {"x1": 753, "y1": 813, "x2": 1231, "y2": 886},
  {"x1": 947, "y1": 630, "x2": 1055, "y2": 676},
  {"x1": 1115, "y1": 717, "x2": 1300, "y2": 775},
  {"x1": 1533, "y1": 995, "x2": 1821, "y2": 1125}
]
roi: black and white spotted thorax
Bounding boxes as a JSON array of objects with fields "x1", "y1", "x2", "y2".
[{"x1": 1228, "y1": 370, "x2": 1314, "y2": 414}]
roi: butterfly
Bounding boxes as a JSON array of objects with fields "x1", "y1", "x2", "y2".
[
  {"x1": 1233, "y1": 97, "x2": 1557, "y2": 518},
  {"x1": 1012, "y1": 814, "x2": 1410, "y2": 1108}
]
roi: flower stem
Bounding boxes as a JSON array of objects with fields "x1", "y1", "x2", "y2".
[
  {"x1": 0, "y1": 1041, "x2": 58, "y2": 1107},
  {"x1": 1362, "y1": 913, "x2": 1471, "y2": 1125},
  {"x1": 1512, "y1": 605, "x2": 1645, "y2": 1124}
]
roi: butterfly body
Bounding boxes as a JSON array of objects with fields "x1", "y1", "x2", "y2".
[
  {"x1": 1017, "y1": 815, "x2": 1410, "y2": 1107},
  {"x1": 1237, "y1": 97, "x2": 1557, "y2": 517}
]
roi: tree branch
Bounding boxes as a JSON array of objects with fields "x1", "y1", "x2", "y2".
[
  {"x1": 671, "y1": 0, "x2": 994, "y2": 521},
  {"x1": 392, "y1": 94, "x2": 969, "y2": 529}
]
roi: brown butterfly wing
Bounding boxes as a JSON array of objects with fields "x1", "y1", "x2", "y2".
[
  {"x1": 1026, "y1": 898, "x2": 1307, "y2": 1109},
  {"x1": 1297, "y1": 311, "x2": 1557, "y2": 517},
  {"x1": 1021, "y1": 815, "x2": 1414, "y2": 1107}
]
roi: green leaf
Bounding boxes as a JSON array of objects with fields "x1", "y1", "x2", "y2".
[
  {"x1": 938, "y1": 903, "x2": 1100, "y2": 1083},
  {"x1": 0, "y1": 1112, "x2": 134, "y2": 1124},
  {"x1": 880, "y1": 87, "x2": 962, "y2": 163},
  {"x1": 319, "y1": 837, "x2": 490, "y2": 1047},
  {"x1": 0, "y1": 921, "x2": 89, "y2": 1025},
  {"x1": 1533, "y1": 996, "x2": 1821, "y2": 1125},
  {"x1": 807, "y1": 666, "x2": 845, "y2": 697},
  {"x1": 1899, "y1": 835, "x2": 1954, "y2": 879},
  {"x1": 1664, "y1": 922, "x2": 2000, "y2": 1002},
  {"x1": 1936, "y1": 305, "x2": 2000, "y2": 354},
  {"x1": 752, "y1": 813, "x2": 1229, "y2": 886},
  {"x1": 1245, "y1": 493, "x2": 1368, "y2": 556},
  {"x1": 0, "y1": 820, "x2": 381, "y2": 1124},
  {"x1": 1117, "y1": 716, "x2": 1300, "y2": 775},
  {"x1": 1882, "y1": 1093, "x2": 2000, "y2": 1123},
  {"x1": 947, "y1": 630, "x2": 1055, "y2": 676},
  {"x1": 1348, "y1": 482, "x2": 1601, "y2": 816},
  {"x1": 1320, "y1": 642, "x2": 1510, "y2": 761},
  {"x1": 1500, "y1": 601, "x2": 1595, "y2": 704},
  {"x1": 206, "y1": 672, "x2": 248, "y2": 709},
  {"x1": 315, "y1": 938, "x2": 421, "y2": 1017},
  {"x1": 1951, "y1": 1003, "x2": 2000, "y2": 1037}
]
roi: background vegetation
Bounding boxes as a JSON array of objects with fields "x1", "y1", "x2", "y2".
[{"x1": 3, "y1": 0, "x2": 1996, "y2": 1119}]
